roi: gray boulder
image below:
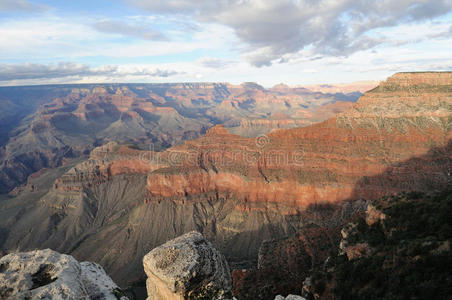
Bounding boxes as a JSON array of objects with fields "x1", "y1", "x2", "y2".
[
  {"x1": 143, "y1": 231, "x2": 232, "y2": 300},
  {"x1": 275, "y1": 295, "x2": 306, "y2": 300},
  {"x1": 0, "y1": 249, "x2": 127, "y2": 299}
]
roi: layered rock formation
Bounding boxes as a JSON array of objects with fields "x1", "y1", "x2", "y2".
[
  {"x1": 143, "y1": 72, "x2": 452, "y2": 212},
  {"x1": 0, "y1": 72, "x2": 450, "y2": 289},
  {"x1": 228, "y1": 101, "x2": 354, "y2": 137},
  {"x1": 0, "y1": 83, "x2": 357, "y2": 193},
  {"x1": 0, "y1": 249, "x2": 127, "y2": 299},
  {"x1": 143, "y1": 232, "x2": 232, "y2": 300}
]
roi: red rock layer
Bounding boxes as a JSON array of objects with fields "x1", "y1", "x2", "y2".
[
  {"x1": 143, "y1": 72, "x2": 452, "y2": 212},
  {"x1": 52, "y1": 72, "x2": 452, "y2": 213}
]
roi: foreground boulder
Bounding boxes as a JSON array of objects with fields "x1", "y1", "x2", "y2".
[
  {"x1": 274, "y1": 295, "x2": 306, "y2": 300},
  {"x1": 0, "y1": 249, "x2": 127, "y2": 299},
  {"x1": 143, "y1": 231, "x2": 232, "y2": 300}
]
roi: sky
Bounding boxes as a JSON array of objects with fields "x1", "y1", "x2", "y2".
[{"x1": 0, "y1": 0, "x2": 451, "y2": 86}]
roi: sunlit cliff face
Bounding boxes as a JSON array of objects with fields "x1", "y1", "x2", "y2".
[{"x1": 51, "y1": 73, "x2": 452, "y2": 214}]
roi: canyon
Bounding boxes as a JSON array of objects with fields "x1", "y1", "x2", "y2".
[
  {"x1": 0, "y1": 83, "x2": 359, "y2": 194},
  {"x1": 0, "y1": 72, "x2": 451, "y2": 298}
]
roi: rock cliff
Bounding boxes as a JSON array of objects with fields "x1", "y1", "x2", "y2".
[{"x1": 144, "y1": 72, "x2": 452, "y2": 211}]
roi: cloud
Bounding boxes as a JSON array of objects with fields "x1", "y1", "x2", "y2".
[
  {"x1": 127, "y1": 0, "x2": 212, "y2": 13},
  {"x1": 0, "y1": 62, "x2": 108, "y2": 81},
  {"x1": 92, "y1": 20, "x2": 168, "y2": 41},
  {"x1": 125, "y1": 68, "x2": 180, "y2": 77},
  {"x1": 0, "y1": 62, "x2": 181, "y2": 81},
  {"x1": 430, "y1": 25, "x2": 452, "y2": 39},
  {"x1": 197, "y1": 57, "x2": 235, "y2": 69},
  {"x1": 0, "y1": 0, "x2": 37, "y2": 12},
  {"x1": 129, "y1": 0, "x2": 452, "y2": 66},
  {"x1": 0, "y1": 17, "x2": 233, "y2": 62}
]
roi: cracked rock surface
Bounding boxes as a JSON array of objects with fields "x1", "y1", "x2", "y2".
[
  {"x1": 143, "y1": 231, "x2": 232, "y2": 300},
  {"x1": 0, "y1": 248, "x2": 127, "y2": 300}
]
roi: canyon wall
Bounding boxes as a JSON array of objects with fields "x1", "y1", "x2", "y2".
[
  {"x1": 0, "y1": 83, "x2": 356, "y2": 193},
  {"x1": 144, "y1": 72, "x2": 452, "y2": 211},
  {"x1": 0, "y1": 72, "x2": 450, "y2": 287}
]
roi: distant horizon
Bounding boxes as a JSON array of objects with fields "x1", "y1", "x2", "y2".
[
  {"x1": 2, "y1": 70, "x2": 452, "y2": 89},
  {"x1": 0, "y1": 79, "x2": 380, "y2": 89},
  {"x1": 0, "y1": 1, "x2": 451, "y2": 87}
]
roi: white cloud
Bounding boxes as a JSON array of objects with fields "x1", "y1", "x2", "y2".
[
  {"x1": 0, "y1": 62, "x2": 182, "y2": 85},
  {"x1": 0, "y1": 16, "x2": 237, "y2": 60},
  {"x1": 0, "y1": 0, "x2": 37, "y2": 12},
  {"x1": 129, "y1": 0, "x2": 452, "y2": 66},
  {"x1": 92, "y1": 20, "x2": 168, "y2": 41},
  {"x1": 0, "y1": 1, "x2": 450, "y2": 85},
  {"x1": 197, "y1": 57, "x2": 236, "y2": 69}
]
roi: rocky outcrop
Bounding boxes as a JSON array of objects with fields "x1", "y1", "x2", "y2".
[
  {"x1": 0, "y1": 249, "x2": 127, "y2": 299},
  {"x1": 143, "y1": 232, "x2": 232, "y2": 300},
  {"x1": 305, "y1": 189, "x2": 452, "y2": 299},
  {"x1": 365, "y1": 204, "x2": 386, "y2": 226},
  {"x1": 338, "y1": 203, "x2": 387, "y2": 259},
  {"x1": 338, "y1": 222, "x2": 375, "y2": 260},
  {"x1": 231, "y1": 201, "x2": 366, "y2": 299},
  {"x1": 274, "y1": 295, "x2": 306, "y2": 300}
]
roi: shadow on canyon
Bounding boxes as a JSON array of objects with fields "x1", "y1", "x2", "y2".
[
  {"x1": 351, "y1": 139, "x2": 452, "y2": 200},
  {"x1": 0, "y1": 139, "x2": 451, "y2": 300},
  {"x1": 232, "y1": 138, "x2": 452, "y2": 299}
]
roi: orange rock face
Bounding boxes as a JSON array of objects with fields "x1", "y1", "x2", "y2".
[
  {"x1": 52, "y1": 142, "x2": 160, "y2": 192},
  {"x1": 52, "y1": 72, "x2": 452, "y2": 214},
  {"x1": 141, "y1": 72, "x2": 452, "y2": 212}
]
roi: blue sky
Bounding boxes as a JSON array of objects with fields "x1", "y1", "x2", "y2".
[{"x1": 0, "y1": 0, "x2": 451, "y2": 86}]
